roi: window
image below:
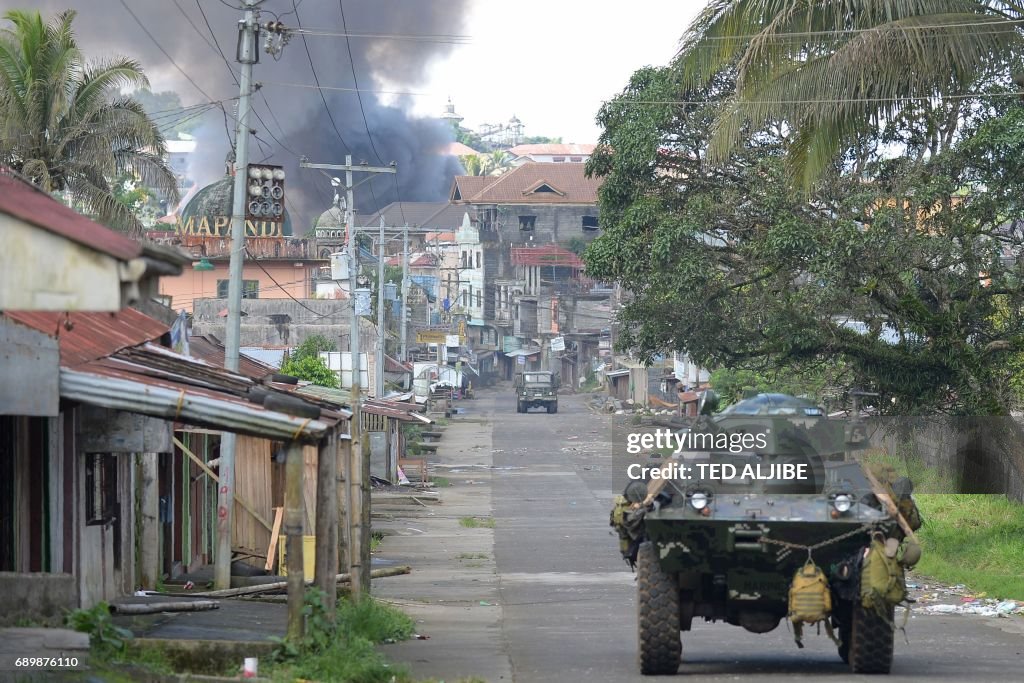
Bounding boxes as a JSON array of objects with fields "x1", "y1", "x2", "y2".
[
  {"x1": 476, "y1": 290, "x2": 482, "y2": 308},
  {"x1": 519, "y1": 215, "x2": 536, "y2": 231},
  {"x1": 582, "y1": 215, "x2": 599, "y2": 231},
  {"x1": 476, "y1": 252, "x2": 481, "y2": 269},
  {"x1": 569, "y1": 156, "x2": 582, "y2": 162},
  {"x1": 461, "y1": 251, "x2": 468, "y2": 268},
  {"x1": 217, "y1": 279, "x2": 259, "y2": 299},
  {"x1": 85, "y1": 454, "x2": 117, "y2": 526},
  {"x1": 552, "y1": 156, "x2": 565, "y2": 163}
]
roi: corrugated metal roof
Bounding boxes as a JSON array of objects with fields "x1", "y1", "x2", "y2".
[
  {"x1": 189, "y1": 335, "x2": 278, "y2": 379},
  {"x1": 5, "y1": 307, "x2": 347, "y2": 440},
  {"x1": 295, "y1": 385, "x2": 429, "y2": 423},
  {"x1": 3, "y1": 309, "x2": 168, "y2": 367},
  {"x1": 0, "y1": 171, "x2": 141, "y2": 260}
]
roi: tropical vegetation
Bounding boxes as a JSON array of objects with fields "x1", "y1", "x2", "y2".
[
  {"x1": 676, "y1": 0, "x2": 1024, "y2": 185},
  {"x1": 585, "y1": 53, "x2": 1024, "y2": 415},
  {"x1": 0, "y1": 9, "x2": 178, "y2": 234}
]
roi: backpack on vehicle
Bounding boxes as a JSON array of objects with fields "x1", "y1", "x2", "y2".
[
  {"x1": 861, "y1": 536, "x2": 907, "y2": 612},
  {"x1": 788, "y1": 559, "x2": 839, "y2": 648}
]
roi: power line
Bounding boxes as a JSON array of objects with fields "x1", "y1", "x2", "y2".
[
  {"x1": 245, "y1": 246, "x2": 327, "y2": 316},
  {"x1": 682, "y1": 16, "x2": 1024, "y2": 44},
  {"x1": 337, "y1": 0, "x2": 393, "y2": 220},
  {"x1": 261, "y1": 80, "x2": 433, "y2": 97},
  {"x1": 293, "y1": 28, "x2": 473, "y2": 44},
  {"x1": 609, "y1": 90, "x2": 1024, "y2": 107},
  {"x1": 117, "y1": 0, "x2": 217, "y2": 104},
  {"x1": 291, "y1": 0, "x2": 352, "y2": 155}
]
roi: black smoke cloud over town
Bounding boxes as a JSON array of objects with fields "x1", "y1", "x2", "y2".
[{"x1": 0, "y1": 0, "x2": 470, "y2": 229}]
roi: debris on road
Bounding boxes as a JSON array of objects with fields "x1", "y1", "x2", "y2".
[
  {"x1": 920, "y1": 599, "x2": 1023, "y2": 617},
  {"x1": 111, "y1": 600, "x2": 220, "y2": 615}
]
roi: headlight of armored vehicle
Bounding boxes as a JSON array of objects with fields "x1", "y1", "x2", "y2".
[
  {"x1": 689, "y1": 491, "x2": 709, "y2": 510},
  {"x1": 832, "y1": 493, "x2": 853, "y2": 513}
]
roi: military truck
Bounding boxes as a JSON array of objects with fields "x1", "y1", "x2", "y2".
[
  {"x1": 514, "y1": 371, "x2": 559, "y2": 413},
  {"x1": 611, "y1": 392, "x2": 921, "y2": 675}
]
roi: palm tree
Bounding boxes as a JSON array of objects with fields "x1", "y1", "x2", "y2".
[
  {"x1": 676, "y1": 1, "x2": 1024, "y2": 184},
  {"x1": 487, "y1": 150, "x2": 513, "y2": 176},
  {"x1": 0, "y1": 9, "x2": 178, "y2": 234}
]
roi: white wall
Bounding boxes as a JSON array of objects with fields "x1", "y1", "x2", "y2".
[{"x1": 1, "y1": 214, "x2": 125, "y2": 310}]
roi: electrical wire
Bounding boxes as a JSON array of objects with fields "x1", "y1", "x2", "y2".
[
  {"x1": 261, "y1": 80, "x2": 433, "y2": 97},
  {"x1": 338, "y1": 0, "x2": 403, "y2": 224},
  {"x1": 291, "y1": 0, "x2": 352, "y2": 155},
  {"x1": 683, "y1": 16, "x2": 1024, "y2": 43},
  {"x1": 245, "y1": 246, "x2": 330, "y2": 316},
  {"x1": 292, "y1": 28, "x2": 473, "y2": 44},
  {"x1": 117, "y1": 0, "x2": 217, "y2": 104}
]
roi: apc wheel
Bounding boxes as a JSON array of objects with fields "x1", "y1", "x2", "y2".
[
  {"x1": 516, "y1": 401, "x2": 524, "y2": 413},
  {"x1": 848, "y1": 601, "x2": 894, "y2": 674},
  {"x1": 637, "y1": 541, "x2": 681, "y2": 675}
]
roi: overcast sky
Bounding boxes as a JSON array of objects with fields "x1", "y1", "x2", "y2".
[{"x1": 405, "y1": 1, "x2": 702, "y2": 143}]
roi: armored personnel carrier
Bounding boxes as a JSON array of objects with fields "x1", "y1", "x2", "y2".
[{"x1": 611, "y1": 392, "x2": 921, "y2": 675}]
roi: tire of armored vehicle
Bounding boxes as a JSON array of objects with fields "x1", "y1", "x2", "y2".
[
  {"x1": 636, "y1": 541, "x2": 681, "y2": 675},
  {"x1": 844, "y1": 600, "x2": 895, "y2": 673}
]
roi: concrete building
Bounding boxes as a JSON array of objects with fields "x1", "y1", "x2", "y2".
[
  {"x1": 151, "y1": 174, "x2": 330, "y2": 313},
  {"x1": 450, "y1": 163, "x2": 606, "y2": 379},
  {"x1": 507, "y1": 143, "x2": 595, "y2": 166}
]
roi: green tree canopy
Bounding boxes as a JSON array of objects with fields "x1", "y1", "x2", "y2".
[
  {"x1": 585, "y1": 64, "x2": 1024, "y2": 415},
  {"x1": 675, "y1": 1, "x2": 1024, "y2": 185},
  {"x1": 0, "y1": 9, "x2": 178, "y2": 233},
  {"x1": 280, "y1": 355, "x2": 339, "y2": 389}
]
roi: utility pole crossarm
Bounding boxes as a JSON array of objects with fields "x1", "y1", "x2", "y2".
[{"x1": 300, "y1": 161, "x2": 396, "y2": 175}]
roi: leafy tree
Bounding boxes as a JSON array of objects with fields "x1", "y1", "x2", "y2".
[
  {"x1": 675, "y1": 1, "x2": 1024, "y2": 184},
  {"x1": 0, "y1": 10, "x2": 178, "y2": 234},
  {"x1": 132, "y1": 88, "x2": 201, "y2": 137},
  {"x1": 585, "y1": 63, "x2": 1024, "y2": 415},
  {"x1": 521, "y1": 135, "x2": 563, "y2": 145},
  {"x1": 280, "y1": 355, "x2": 339, "y2": 389},
  {"x1": 291, "y1": 334, "x2": 337, "y2": 362}
]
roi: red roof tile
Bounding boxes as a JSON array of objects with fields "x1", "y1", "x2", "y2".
[
  {"x1": 451, "y1": 163, "x2": 600, "y2": 204},
  {"x1": 4, "y1": 309, "x2": 167, "y2": 367},
  {"x1": 510, "y1": 244, "x2": 584, "y2": 269},
  {"x1": 0, "y1": 172, "x2": 141, "y2": 261}
]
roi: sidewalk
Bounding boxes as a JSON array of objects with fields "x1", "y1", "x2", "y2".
[{"x1": 375, "y1": 389, "x2": 513, "y2": 682}]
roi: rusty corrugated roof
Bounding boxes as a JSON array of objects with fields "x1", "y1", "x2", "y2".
[
  {"x1": 3, "y1": 309, "x2": 167, "y2": 367},
  {"x1": 0, "y1": 172, "x2": 141, "y2": 260},
  {"x1": 188, "y1": 334, "x2": 277, "y2": 379}
]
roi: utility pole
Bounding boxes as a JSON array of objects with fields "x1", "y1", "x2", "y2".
[
  {"x1": 216, "y1": 0, "x2": 258, "y2": 591},
  {"x1": 376, "y1": 217, "x2": 386, "y2": 398},
  {"x1": 300, "y1": 156, "x2": 395, "y2": 598},
  {"x1": 400, "y1": 226, "x2": 409, "y2": 361}
]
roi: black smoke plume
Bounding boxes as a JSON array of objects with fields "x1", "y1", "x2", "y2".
[{"x1": 0, "y1": 0, "x2": 470, "y2": 229}]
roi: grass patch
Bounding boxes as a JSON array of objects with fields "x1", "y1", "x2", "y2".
[
  {"x1": 859, "y1": 450, "x2": 1024, "y2": 599},
  {"x1": 268, "y1": 589, "x2": 416, "y2": 683},
  {"x1": 914, "y1": 494, "x2": 1024, "y2": 600},
  {"x1": 431, "y1": 476, "x2": 452, "y2": 488},
  {"x1": 456, "y1": 552, "x2": 489, "y2": 560},
  {"x1": 370, "y1": 531, "x2": 385, "y2": 552},
  {"x1": 459, "y1": 516, "x2": 495, "y2": 529},
  {"x1": 65, "y1": 603, "x2": 179, "y2": 680}
]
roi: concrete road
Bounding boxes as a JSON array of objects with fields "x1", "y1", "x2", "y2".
[{"x1": 382, "y1": 387, "x2": 1024, "y2": 682}]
